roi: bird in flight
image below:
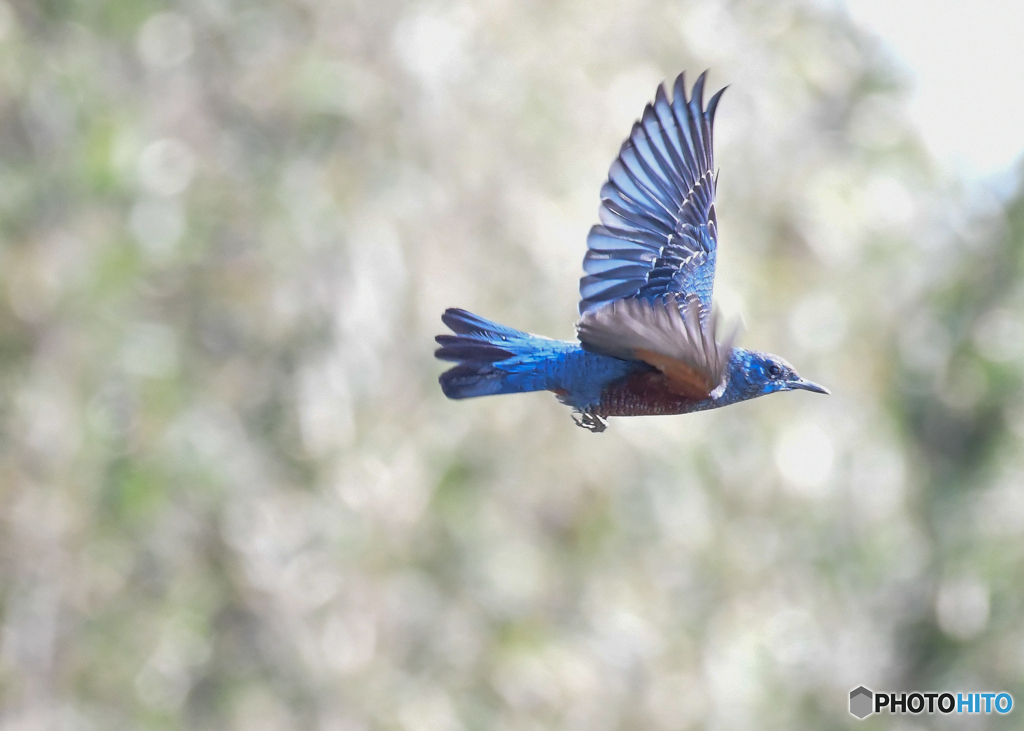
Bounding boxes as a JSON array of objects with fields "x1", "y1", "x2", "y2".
[{"x1": 435, "y1": 71, "x2": 828, "y2": 432}]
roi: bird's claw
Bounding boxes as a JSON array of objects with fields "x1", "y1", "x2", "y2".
[{"x1": 572, "y1": 412, "x2": 607, "y2": 433}]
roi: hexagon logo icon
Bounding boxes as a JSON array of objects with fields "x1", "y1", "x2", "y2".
[{"x1": 849, "y1": 686, "x2": 873, "y2": 719}]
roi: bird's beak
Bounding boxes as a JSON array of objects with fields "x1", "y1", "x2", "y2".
[{"x1": 790, "y1": 378, "x2": 830, "y2": 395}]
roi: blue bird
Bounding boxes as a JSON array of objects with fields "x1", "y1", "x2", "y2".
[{"x1": 436, "y1": 71, "x2": 829, "y2": 432}]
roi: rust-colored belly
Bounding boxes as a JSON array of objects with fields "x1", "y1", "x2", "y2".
[{"x1": 592, "y1": 370, "x2": 707, "y2": 417}]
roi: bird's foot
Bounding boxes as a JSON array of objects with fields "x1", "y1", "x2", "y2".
[{"x1": 572, "y1": 411, "x2": 607, "y2": 433}]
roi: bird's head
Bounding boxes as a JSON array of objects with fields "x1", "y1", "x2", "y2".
[{"x1": 736, "y1": 350, "x2": 830, "y2": 397}]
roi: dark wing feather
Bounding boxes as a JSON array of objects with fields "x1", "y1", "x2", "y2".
[
  {"x1": 580, "y1": 71, "x2": 725, "y2": 320},
  {"x1": 577, "y1": 295, "x2": 735, "y2": 400}
]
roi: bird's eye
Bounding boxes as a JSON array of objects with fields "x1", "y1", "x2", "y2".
[{"x1": 768, "y1": 364, "x2": 782, "y2": 378}]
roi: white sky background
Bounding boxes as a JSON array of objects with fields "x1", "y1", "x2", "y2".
[{"x1": 843, "y1": 0, "x2": 1024, "y2": 186}]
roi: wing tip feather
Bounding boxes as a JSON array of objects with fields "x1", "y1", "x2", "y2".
[{"x1": 581, "y1": 69, "x2": 728, "y2": 316}]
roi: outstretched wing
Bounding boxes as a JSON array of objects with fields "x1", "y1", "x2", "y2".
[
  {"x1": 579, "y1": 71, "x2": 724, "y2": 319},
  {"x1": 577, "y1": 295, "x2": 735, "y2": 399}
]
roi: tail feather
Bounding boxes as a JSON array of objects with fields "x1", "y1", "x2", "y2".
[
  {"x1": 434, "y1": 336, "x2": 515, "y2": 364},
  {"x1": 441, "y1": 308, "x2": 528, "y2": 339},
  {"x1": 435, "y1": 308, "x2": 557, "y2": 400},
  {"x1": 437, "y1": 363, "x2": 507, "y2": 399}
]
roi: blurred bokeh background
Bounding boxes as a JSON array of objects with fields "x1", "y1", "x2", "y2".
[{"x1": 1, "y1": 0, "x2": 1022, "y2": 728}]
